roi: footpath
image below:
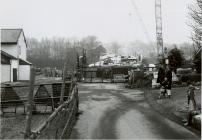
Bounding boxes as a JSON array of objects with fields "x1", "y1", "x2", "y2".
[{"x1": 144, "y1": 86, "x2": 201, "y2": 136}]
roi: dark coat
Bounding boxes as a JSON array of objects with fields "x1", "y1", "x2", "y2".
[
  {"x1": 165, "y1": 70, "x2": 172, "y2": 89},
  {"x1": 157, "y1": 67, "x2": 165, "y2": 84},
  {"x1": 161, "y1": 79, "x2": 168, "y2": 88}
]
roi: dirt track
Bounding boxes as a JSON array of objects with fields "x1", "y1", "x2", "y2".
[{"x1": 70, "y1": 83, "x2": 200, "y2": 139}]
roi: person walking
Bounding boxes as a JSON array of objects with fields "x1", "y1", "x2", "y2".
[
  {"x1": 128, "y1": 70, "x2": 132, "y2": 86},
  {"x1": 157, "y1": 64, "x2": 165, "y2": 85},
  {"x1": 159, "y1": 77, "x2": 168, "y2": 99},
  {"x1": 187, "y1": 82, "x2": 200, "y2": 110},
  {"x1": 165, "y1": 66, "x2": 172, "y2": 98},
  {"x1": 157, "y1": 64, "x2": 165, "y2": 98}
]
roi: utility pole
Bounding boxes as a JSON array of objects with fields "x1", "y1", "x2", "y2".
[
  {"x1": 24, "y1": 66, "x2": 35, "y2": 138},
  {"x1": 155, "y1": 0, "x2": 164, "y2": 59},
  {"x1": 60, "y1": 62, "x2": 67, "y2": 104},
  {"x1": 81, "y1": 48, "x2": 87, "y2": 80}
]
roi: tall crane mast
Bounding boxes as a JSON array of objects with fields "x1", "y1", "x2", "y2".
[{"x1": 155, "y1": 0, "x2": 164, "y2": 59}]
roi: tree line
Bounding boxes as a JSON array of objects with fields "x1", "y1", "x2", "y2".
[
  {"x1": 27, "y1": 36, "x2": 197, "y2": 71},
  {"x1": 27, "y1": 36, "x2": 106, "y2": 70}
]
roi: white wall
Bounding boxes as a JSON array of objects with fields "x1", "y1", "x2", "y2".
[
  {"x1": 10, "y1": 60, "x2": 18, "y2": 68},
  {"x1": 1, "y1": 32, "x2": 27, "y2": 60},
  {"x1": 18, "y1": 32, "x2": 27, "y2": 60},
  {"x1": 1, "y1": 44, "x2": 18, "y2": 58},
  {"x1": 19, "y1": 65, "x2": 30, "y2": 81},
  {"x1": 1, "y1": 64, "x2": 11, "y2": 83}
]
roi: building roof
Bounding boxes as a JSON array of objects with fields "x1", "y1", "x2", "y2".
[
  {"x1": 1, "y1": 50, "x2": 17, "y2": 64},
  {"x1": 1, "y1": 50, "x2": 31, "y2": 65},
  {"x1": 1, "y1": 29, "x2": 23, "y2": 44},
  {"x1": 1, "y1": 50, "x2": 17, "y2": 59},
  {"x1": 19, "y1": 59, "x2": 32, "y2": 65}
]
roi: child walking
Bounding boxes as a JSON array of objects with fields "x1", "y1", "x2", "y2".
[
  {"x1": 158, "y1": 77, "x2": 168, "y2": 99},
  {"x1": 187, "y1": 82, "x2": 200, "y2": 110}
]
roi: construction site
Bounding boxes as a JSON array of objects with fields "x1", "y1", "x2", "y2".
[{"x1": 1, "y1": 0, "x2": 201, "y2": 139}]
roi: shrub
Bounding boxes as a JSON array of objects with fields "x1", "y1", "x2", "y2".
[
  {"x1": 181, "y1": 75, "x2": 189, "y2": 82},
  {"x1": 189, "y1": 74, "x2": 201, "y2": 82},
  {"x1": 133, "y1": 72, "x2": 152, "y2": 88},
  {"x1": 179, "y1": 74, "x2": 201, "y2": 83},
  {"x1": 177, "y1": 68, "x2": 192, "y2": 75}
]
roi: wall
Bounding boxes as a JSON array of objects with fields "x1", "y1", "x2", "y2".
[
  {"x1": 18, "y1": 32, "x2": 27, "y2": 60},
  {"x1": 1, "y1": 64, "x2": 11, "y2": 83},
  {"x1": 1, "y1": 44, "x2": 17, "y2": 58},
  {"x1": 1, "y1": 32, "x2": 27, "y2": 60},
  {"x1": 19, "y1": 65, "x2": 30, "y2": 80}
]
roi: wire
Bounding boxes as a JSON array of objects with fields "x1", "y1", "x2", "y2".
[{"x1": 130, "y1": 0, "x2": 157, "y2": 53}]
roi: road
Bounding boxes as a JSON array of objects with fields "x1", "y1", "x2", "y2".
[{"x1": 70, "y1": 83, "x2": 199, "y2": 139}]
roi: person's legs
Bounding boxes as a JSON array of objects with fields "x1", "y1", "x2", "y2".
[
  {"x1": 187, "y1": 96, "x2": 190, "y2": 106},
  {"x1": 163, "y1": 88, "x2": 166, "y2": 98},
  {"x1": 192, "y1": 99, "x2": 197, "y2": 110},
  {"x1": 167, "y1": 89, "x2": 171, "y2": 99},
  {"x1": 128, "y1": 77, "x2": 131, "y2": 86},
  {"x1": 159, "y1": 85, "x2": 163, "y2": 99}
]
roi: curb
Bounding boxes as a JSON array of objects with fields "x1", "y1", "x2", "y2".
[{"x1": 143, "y1": 89, "x2": 201, "y2": 137}]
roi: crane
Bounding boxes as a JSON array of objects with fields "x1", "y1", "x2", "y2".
[
  {"x1": 155, "y1": 0, "x2": 164, "y2": 59},
  {"x1": 130, "y1": 0, "x2": 164, "y2": 59}
]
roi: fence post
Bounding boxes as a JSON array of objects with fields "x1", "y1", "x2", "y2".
[
  {"x1": 110, "y1": 67, "x2": 113, "y2": 83},
  {"x1": 90, "y1": 71, "x2": 92, "y2": 83},
  {"x1": 24, "y1": 66, "x2": 35, "y2": 138},
  {"x1": 60, "y1": 63, "x2": 67, "y2": 104},
  {"x1": 101, "y1": 71, "x2": 103, "y2": 83}
]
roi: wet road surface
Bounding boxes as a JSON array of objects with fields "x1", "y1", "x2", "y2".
[{"x1": 70, "y1": 83, "x2": 199, "y2": 139}]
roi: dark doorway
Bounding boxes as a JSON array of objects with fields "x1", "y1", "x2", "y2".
[{"x1": 13, "y1": 68, "x2": 17, "y2": 82}]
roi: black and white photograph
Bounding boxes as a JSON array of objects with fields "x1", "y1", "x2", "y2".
[{"x1": 0, "y1": 0, "x2": 201, "y2": 139}]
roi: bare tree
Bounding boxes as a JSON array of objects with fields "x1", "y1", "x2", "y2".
[
  {"x1": 80, "y1": 36, "x2": 100, "y2": 50},
  {"x1": 188, "y1": 0, "x2": 202, "y2": 50},
  {"x1": 27, "y1": 36, "x2": 105, "y2": 69},
  {"x1": 109, "y1": 42, "x2": 121, "y2": 55},
  {"x1": 80, "y1": 36, "x2": 105, "y2": 64}
]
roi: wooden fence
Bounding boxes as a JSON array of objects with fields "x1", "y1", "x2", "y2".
[
  {"x1": 30, "y1": 84, "x2": 78, "y2": 139},
  {"x1": 0, "y1": 82, "x2": 72, "y2": 115},
  {"x1": 1, "y1": 65, "x2": 79, "y2": 139},
  {"x1": 1, "y1": 81, "x2": 78, "y2": 139},
  {"x1": 83, "y1": 66, "x2": 129, "y2": 83}
]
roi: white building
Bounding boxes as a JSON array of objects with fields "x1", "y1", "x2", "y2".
[{"x1": 1, "y1": 29, "x2": 31, "y2": 83}]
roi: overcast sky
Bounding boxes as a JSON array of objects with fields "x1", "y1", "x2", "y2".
[{"x1": 0, "y1": 0, "x2": 193, "y2": 44}]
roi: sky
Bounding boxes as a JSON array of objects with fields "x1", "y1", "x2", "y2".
[{"x1": 0, "y1": 0, "x2": 194, "y2": 44}]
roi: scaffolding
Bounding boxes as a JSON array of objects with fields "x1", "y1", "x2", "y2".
[{"x1": 155, "y1": 0, "x2": 164, "y2": 58}]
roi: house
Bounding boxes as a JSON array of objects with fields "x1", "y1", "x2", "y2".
[{"x1": 1, "y1": 29, "x2": 31, "y2": 83}]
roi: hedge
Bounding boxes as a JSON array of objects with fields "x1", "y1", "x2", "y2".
[
  {"x1": 133, "y1": 72, "x2": 153, "y2": 88},
  {"x1": 179, "y1": 74, "x2": 201, "y2": 82}
]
